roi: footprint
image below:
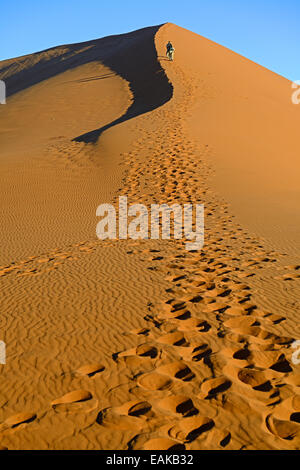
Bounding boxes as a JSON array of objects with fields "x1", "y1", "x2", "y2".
[
  {"x1": 0, "y1": 412, "x2": 36, "y2": 433},
  {"x1": 224, "y1": 316, "x2": 259, "y2": 331},
  {"x1": 157, "y1": 361, "x2": 195, "y2": 381},
  {"x1": 176, "y1": 317, "x2": 210, "y2": 332},
  {"x1": 224, "y1": 365, "x2": 270, "y2": 389},
  {"x1": 225, "y1": 306, "x2": 249, "y2": 316},
  {"x1": 251, "y1": 329, "x2": 292, "y2": 346},
  {"x1": 118, "y1": 344, "x2": 158, "y2": 359},
  {"x1": 115, "y1": 400, "x2": 152, "y2": 417},
  {"x1": 225, "y1": 318, "x2": 291, "y2": 346},
  {"x1": 75, "y1": 363, "x2": 105, "y2": 377},
  {"x1": 137, "y1": 372, "x2": 172, "y2": 391},
  {"x1": 271, "y1": 396, "x2": 300, "y2": 423},
  {"x1": 157, "y1": 331, "x2": 187, "y2": 346},
  {"x1": 200, "y1": 376, "x2": 231, "y2": 398},
  {"x1": 206, "y1": 428, "x2": 231, "y2": 448},
  {"x1": 248, "y1": 350, "x2": 291, "y2": 372},
  {"x1": 203, "y1": 301, "x2": 228, "y2": 313},
  {"x1": 52, "y1": 389, "x2": 92, "y2": 405},
  {"x1": 179, "y1": 344, "x2": 212, "y2": 362},
  {"x1": 130, "y1": 328, "x2": 150, "y2": 336},
  {"x1": 260, "y1": 313, "x2": 285, "y2": 324},
  {"x1": 157, "y1": 395, "x2": 197, "y2": 417},
  {"x1": 97, "y1": 408, "x2": 145, "y2": 431},
  {"x1": 51, "y1": 389, "x2": 96, "y2": 413},
  {"x1": 285, "y1": 373, "x2": 300, "y2": 387},
  {"x1": 166, "y1": 415, "x2": 214, "y2": 442},
  {"x1": 265, "y1": 414, "x2": 300, "y2": 440},
  {"x1": 203, "y1": 287, "x2": 231, "y2": 298},
  {"x1": 221, "y1": 346, "x2": 250, "y2": 367},
  {"x1": 157, "y1": 304, "x2": 191, "y2": 320}
]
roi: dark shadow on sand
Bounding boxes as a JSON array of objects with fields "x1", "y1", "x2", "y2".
[{"x1": 1, "y1": 25, "x2": 173, "y2": 144}]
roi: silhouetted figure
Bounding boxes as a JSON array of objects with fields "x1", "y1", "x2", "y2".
[{"x1": 166, "y1": 41, "x2": 175, "y2": 61}]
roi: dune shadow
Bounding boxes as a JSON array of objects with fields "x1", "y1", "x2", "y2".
[
  {"x1": 73, "y1": 26, "x2": 173, "y2": 144},
  {"x1": 0, "y1": 24, "x2": 173, "y2": 145}
]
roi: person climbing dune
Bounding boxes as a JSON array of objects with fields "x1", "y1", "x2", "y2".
[{"x1": 166, "y1": 41, "x2": 175, "y2": 61}]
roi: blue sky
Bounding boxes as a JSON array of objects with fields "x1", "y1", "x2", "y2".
[{"x1": 1, "y1": 0, "x2": 299, "y2": 80}]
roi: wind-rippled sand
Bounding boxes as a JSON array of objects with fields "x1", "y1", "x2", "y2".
[{"x1": 0, "y1": 23, "x2": 299, "y2": 450}]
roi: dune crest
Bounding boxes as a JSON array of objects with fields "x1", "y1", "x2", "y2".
[{"x1": 0, "y1": 23, "x2": 299, "y2": 450}]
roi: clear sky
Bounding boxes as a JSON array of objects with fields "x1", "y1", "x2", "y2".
[{"x1": 1, "y1": 0, "x2": 299, "y2": 80}]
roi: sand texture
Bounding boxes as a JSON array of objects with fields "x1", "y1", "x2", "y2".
[{"x1": 0, "y1": 23, "x2": 299, "y2": 450}]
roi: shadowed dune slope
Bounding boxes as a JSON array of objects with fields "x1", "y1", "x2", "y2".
[
  {"x1": 0, "y1": 24, "x2": 173, "y2": 263},
  {"x1": 0, "y1": 25, "x2": 173, "y2": 143}
]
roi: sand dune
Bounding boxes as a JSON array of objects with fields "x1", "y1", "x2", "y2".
[{"x1": 0, "y1": 23, "x2": 299, "y2": 450}]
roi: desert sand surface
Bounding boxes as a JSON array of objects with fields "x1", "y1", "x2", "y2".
[{"x1": 0, "y1": 23, "x2": 299, "y2": 450}]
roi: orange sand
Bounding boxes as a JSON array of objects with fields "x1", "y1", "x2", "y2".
[{"x1": 0, "y1": 23, "x2": 299, "y2": 450}]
